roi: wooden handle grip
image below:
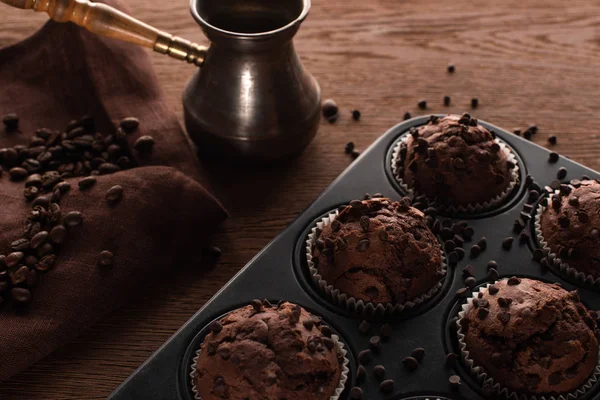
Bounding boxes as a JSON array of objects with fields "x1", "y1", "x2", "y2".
[{"x1": 0, "y1": 0, "x2": 207, "y2": 66}]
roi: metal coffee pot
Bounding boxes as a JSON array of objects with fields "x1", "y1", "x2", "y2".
[{"x1": 1, "y1": 0, "x2": 321, "y2": 163}]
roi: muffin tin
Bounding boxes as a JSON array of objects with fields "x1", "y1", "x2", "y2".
[{"x1": 108, "y1": 115, "x2": 600, "y2": 400}]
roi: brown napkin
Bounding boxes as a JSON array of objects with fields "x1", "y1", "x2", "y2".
[{"x1": 0, "y1": 0, "x2": 227, "y2": 382}]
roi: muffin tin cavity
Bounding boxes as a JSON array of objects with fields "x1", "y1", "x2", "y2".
[
  {"x1": 180, "y1": 303, "x2": 355, "y2": 400},
  {"x1": 386, "y1": 123, "x2": 527, "y2": 219},
  {"x1": 294, "y1": 204, "x2": 454, "y2": 320}
]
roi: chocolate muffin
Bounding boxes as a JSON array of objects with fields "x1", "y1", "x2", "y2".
[
  {"x1": 462, "y1": 278, "x2": 599, "y2": 396},
  {"x1": 312, "y1": 197, "x2": 444, "y2": 305},
  {"x1": 194, "y1": 301, "x2": 344, "y2": 400},
  {"x1": 540, "y1": 179, "x2": 600, "y2": 279},
  {"x1": 396, "y1": 113, "x2": 514, "y2": 207}
]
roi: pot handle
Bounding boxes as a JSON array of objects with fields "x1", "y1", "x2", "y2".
[{"x1": 0, "y1": 0, "x2": 207, "y2": 67}]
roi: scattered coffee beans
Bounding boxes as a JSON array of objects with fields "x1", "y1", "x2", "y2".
[
  {"x1": 97, "y1": 250, "x2": 115, "y2": 268},
  {"x1": 106, "y1": 185, "x2": 124, "y2": 204},
  {"x1": 0, "y1": 115, "x2": 150, "y2": 309}
]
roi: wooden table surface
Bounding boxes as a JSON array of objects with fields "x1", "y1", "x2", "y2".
[{"x1": 1, "y1": 0, "x2": 599, "y2": 398}]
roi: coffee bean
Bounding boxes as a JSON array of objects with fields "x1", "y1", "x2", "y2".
[
  {"x1": 2, "y1": 113, "x2": 19, "y2": 132},
  {"x1": 55, "y1": 181, "x2": 71, "y2": 194},
  {"x1": 64, "y1": 211, "x2": 83, "y2": 227},
  {"x1": 98, "y1": 163, "x2": 120, "y2": 175},
  {"x1": 106, "y1": 185, "x2": 124, "y2": 204},
  {"x1": 11, "y1": 266, "x2": 29, "y2": 285},
  {"x1": 78, "y1": 176, "x2": 97, "y2": 190},
  {"x1": 11, "y1": 238, "x2": 30, "y2": 252},
  {"x1": 9, "y1": 167, "x2": 28, "y2": 181},
  {"x1": 97, "y1": 250, "x2": 115, "y2": 268},
  {"x1": 48, "y1": 225, "x2": 67, "y2": 244},
  {"x1": 30, "y1": 231, "x2": 49, "y2": 249},
  {"x1": 119, "y1": 117, "x2": 140, "y2": 133},
  {"x1": 11, "y1": 287, "x2": 31, "y2": 303},
  {"x1": 5, "y1": 252, "x2": 24, "y2": 268},
  {"x1": 418, "y1": 99, "x2": 427, "y2": 109},
  {"x1": 36, "y1": 243, "x2": 53, "y2": 258}
]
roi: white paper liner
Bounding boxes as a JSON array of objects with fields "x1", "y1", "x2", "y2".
[
  {"x1": 189, "y1": 332, "x2": 349, "y2": 400},
  {"x1": 305, "y1": 210, "x2": 447, "y2": 317},
  {"x1": 534, "y1": 198, "x2": 600, "y2": 288},
  {"x1": 456, "y1": 282, "x2": 600, "y2": 400},
  {"x1": 390, "y1": 135, "x2": 520, "y2": 214}
]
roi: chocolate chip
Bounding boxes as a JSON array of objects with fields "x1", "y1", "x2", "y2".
[
  {"x1": 350, "y1": 387, "x2": 363, "y2": 399},
  {"x1": 513, "y1": 128, "x2": 522, "y2": 136},
  {"x1": 352, "y1": 110, "x2": 361, "y2": 121},
  {"x1": 449, "y1": 375, "x2": 461, "y2": 387},
  {"x1": 444, "y1": 96, "x2": 451, "y2": 106},
  {"x1": 465, "y1": 277, "x2": 477, "y2": 288},
  {"x1": 359, "y1": 320, "x2": 370, "y2": 335},
  {"x1": 507, "y1": 276, "x2": 521, "y2": 286},
  {"x1": 210, "y1": 321, "x2": 223, "y2": 334},
  {"x1": 488, "y1": 284, "x2": 500, "y2": 295},
  {"x1": 445, "y1": 353, "x2": 457, "y2": 367},
  {"x1": 502, "y1": 237, "x2": 514, "y2": 250},
  {"x1": 380, "y1": 323, "x2": 392, "y2": 339},
  {"x1": 470, "y1": 97, "x2": 479, "y2": 109},
  {"x1": 356, "y1": 365, "x2": 367, "y2": 384},
  {"x1": 359, "y1": 216, "x2": 370, "y2": 232},
  {"x1": 378, "y1": 229, "x2": 389, "y2": 242},
  {"x1": 491, "y1": 352, "x2": 503, "y2": 366},
  {"x1": 548, "y1": 371, "x2": 563, "y2": 386},
  {"x1": 321, "y1": 325, "x2": 332, "y2": 338},
  {"x1": 577, "y1": 211, "x2": 589, "y2": 223},
  {"x1": 470, "y1": 244, "x2": 481, "y2": 257},
  {"x1": 380, "y1": 379, "x2": 395, "y2": 394},
  {"x1": 250, "y1": 299, "x2": 263, "y2": 313},
  {"x1": 411, "y1": 347, "x2": 425, "y2": 361},
  {"x1": 532, "y1": 249, "x2": 545, "y2": 261},
  {"x1": 477, "y1": 307, "x2": 490, "y2": 320},
  {"x1": 463, "y1": 265, "x2": 475, "y2": 278},
  {"x1": 356, "y1": 239, "x2": 370, "y2": 252},
  {"x1": 351, "y1": 150, "x2": 361, "y2": 159},
  {"x1": 456, "y1": 288, "x2": 469, "y2": 298},
  {"x1": 455, "y1": 247, "x2": 465, "y2": 260},
  {"x1": 302, "y1": 319, "x2": 314, "y2": 331},
  {"x1": 488, "y1": 267, "x2": 500, "y2": 280},
  {"x1": 447, "y1": 64, "x2": 455, "y2": 73},
  {"x1": 323, "y1": 337, "x2": 335, "y2": 350},
  {"x1": 477, "y1": 237, "x2": 487, "y2": 250},
  {"x1": 403, "y1": 112, "x2": 412, "y2": 120},
  {"x1": 402, "y1": 356, "x2": 419, "y2": 371},
  {"x1": 358, "y1": 349, "x2": 372, "y2": 365},
  {"x1": 498, "y1": 297, "x2": 512, "y2": 308},
  {"x1": 344, "y1": 142, "x2": 354, "y2": 154},
  {"x1": 548, "y1": 152, "x2": 559, "y2": 163},
  {"x1": 557, "y1": 167, "x2": 567, "y2": 180},
  {"x1": 369, "y1": 336, "x2": 381, "y2": 351},
  {"x1": 418, "y1": 99, "x2": 427, "y2": 109},
  {"x1": 322, "y1": 99, "x2": 338, "y2": 118},
  {"x1": 558, "y1": 215, "x2": 570, "y2": 228},
  {"x1": 371, "y1": 364, "x2": 386, "y2": 382}
]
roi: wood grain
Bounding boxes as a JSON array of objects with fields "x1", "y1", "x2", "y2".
[{"x1": 1, "y1": 0, "x2": 599, "y2": 398}]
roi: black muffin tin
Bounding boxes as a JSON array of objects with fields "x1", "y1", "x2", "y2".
[{"x1": 109, "y1": 115, "x2": 600, "y2": 400}]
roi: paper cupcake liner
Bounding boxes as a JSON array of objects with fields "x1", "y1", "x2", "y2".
[
  {"x1": 534, "y1": 197, "x2": 600, "y2": 288},
  {"x1": 456, "y1": 283, "x2": 600, "y2": 400},
  {"x1": 305, "y1": 210, "x2": 447, "y2": 317},
  {"x1": 390, "y1": 135, "x2": 520, "y2": 214},
  {"x1": 189, "y1": 332, "x2": 349, "y2": 400}
]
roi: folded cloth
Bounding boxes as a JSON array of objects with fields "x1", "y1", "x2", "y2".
[{"x1": 0, "y1": 0, "x2": 227, "y2": 382}]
